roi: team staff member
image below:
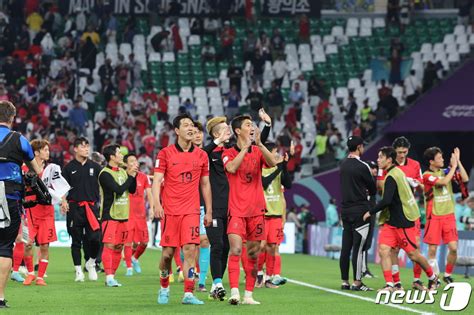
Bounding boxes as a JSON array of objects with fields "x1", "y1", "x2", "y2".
[
  {"x1": 99, "y1": 145, "x2": 137, "y2": 287},
  {"x1": 0, "y1": 101, "x2": 41, "y2": 308},
  {"x1": 62, "y1": 137, "x2": 103, "y2": 283},
  {"x1": 339, "y1": 136, "x2": 376, "y2": 292},
  {"x1": 363, "y1": 147, "x2": 439, "y2": 292},
  {"x1": 423, "y1": 147, "x2": 469, "y2": 283},
  {"x1": 376, "y1": 137, "x2": 425, "y2": 290},
  {"x1": 223, "y1": 115, "x2": 277, "y2": 305},
  {"x1": 203, "y1": 109, "x2": 271, "y2": 300},
  {"x1": 361, "y1": 160, "x2": 377, "y2": 279},
  {"x1": 152, "y1": 114, "x2": 213, "y2": 305}
]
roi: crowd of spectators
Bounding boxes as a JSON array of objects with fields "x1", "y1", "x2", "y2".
[{"x1": 0, "y1": 1, "x2": 470, "y2": 178}]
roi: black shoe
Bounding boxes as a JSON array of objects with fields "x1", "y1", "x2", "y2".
[
  {"x1": 362, "y1": 270, "x2": 375, "y2": 278},
  {"x1": 412, "y1": 280, "x2": 427, "y2": 291},
  {"x1": 443, "y1": 276, "x2": 454, "y2": 284},
  {"x1": 211, "y1": 286, "x2": 226, "y2": 301},
  {"x1": 0, "y1": 300, "x2": 9, "y2": 308},
  {"x1": 428, "y1": 275, "x2": 440, "y2": 290},
  {"x1": 351, "y1": 282, "x2": 374, "y2": 291},
  {"x1": 341, "y1": 283, "x2": 351, "y2": 290},
  {"x1": 394, "y1": 282, "x2": 404, "y2": 291},
  {"x1": 255, "y1": 274, "x2": 264, "y2": 288},
  {"x1": 34, "y1": 264, "x2": 39, "y2": 272}
]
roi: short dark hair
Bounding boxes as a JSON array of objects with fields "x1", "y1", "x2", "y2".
[
  {"x1": 265, "y1": 142, "x2": 277, "y2": 152},
  {"x1": 424, "y1": 147, "x2": 442, "y2": 163},
  {"x1": 392, "y1": 136, "x2": 411, "y2": 149},
  {"x1": 73, "y1": 137, "x2": 89, "y2": 148},
  {"x1": 123, "y1": 153, "x2": 137, "y2": 163},
  {"x1": 379, "y1": 146, "x2": 397, "y2": 164},
  {"x1": 103, "y1": 144, "x2": 120, "y2": 162},
  {"x1": 194, "y1": 121, "x2": 203, "y2": 132},
  {"x1": 0, "y1": 101, "x2": 16, "y2": 123},
  {"x1": 173, "y1": 114, "x2": 194, "y2": 129},
  {"x1": 231, "y1": 115, "x2": 252, "y2": 135}
]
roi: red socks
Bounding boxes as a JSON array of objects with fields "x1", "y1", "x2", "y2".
[
  {"x1": 160, "y1": 275, "x2": 170, "y2": 288},
  {"x1": 241, "y1": 246, "x2": 248, "y2": 271},
  {"x1": 274, "y1": 255, "x2": 282, "y2": 275},
  {"x1": 413, "y1": 263, "x2": 422, "y2": 279},
  {"x1": 266, "y1": 254, "x2": 275, "y2": 277},
  {"x1": 392, "y1": 271, "x2": 401, "y2": 283},
  {"x1": 174, "y1": 249, "x2": 183, "y2": 270},
  {"x1": 245, "y1": 257, "x2": 258, "y2": 292},
  {"x1": 133, "y1": 244, "x2": 147, "y2": 260},
  {"x1": 37, "y1": 259, "x2": 48, "y2": 278},
  {"x1": 112, "y1": 249, "x2": 122, "y2": 273},
  {"x1": 425, "y1": 266, "x2": 434, "y2": 278},
  {"x1": 124, "y1": 245, "x2": 133, "y2": 268},
  {"x1": 12, "y1": 243, "x2": 24, "y2": 272},
  {"x1": 102, "y1": 247, "x2": 114, "y2": 275},
  {"x1": 184, "y1": 279, "x2": 194, "y2": 293},
  {"x1": 228, "y1": 255, "x2": 240, "y2": 289},
  {"x1": 445, "y1": 263, "x2": 454, "y2": 275},
  {"x1": 24, "y1": 255, "x2": 34, "y2": 273},
  {"x1": 257, "y1": 251, "x2": 266, "y2": 272},
  {"x1": 383, "y1": 270, "x2": 393, "y2": 283}
]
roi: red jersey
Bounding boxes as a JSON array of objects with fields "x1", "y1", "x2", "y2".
[
  {"x1": 129, "y1": 172, "x2": 151, "y2": 220},
  {"x1": 377, "y1": 157, "x2": 422, "y2": 184},
  {"x1": 21, "y1": 165, "x2": 54, "y2": 218},
  {"x1": 154, "y1": 144, "x2": 209, "y2": 215},
  {"x1": 223, "y1": 145, "x2": 267, "y2": 218}
]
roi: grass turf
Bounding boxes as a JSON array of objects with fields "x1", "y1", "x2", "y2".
[{"x1": 5, "y1": 247, "x2": 474, "y2": 314}]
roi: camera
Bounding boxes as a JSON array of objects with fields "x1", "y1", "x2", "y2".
[{"x1": 23, "y1": 172, "x2": 52, "y2": 208}]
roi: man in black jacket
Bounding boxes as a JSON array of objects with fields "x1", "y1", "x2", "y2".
[
  {"x1": 339, "y1": 136, "x2": 376, "y2": 291},
  {"x1": 203, "y1": 109, "x2": 271, "y2": 300}
]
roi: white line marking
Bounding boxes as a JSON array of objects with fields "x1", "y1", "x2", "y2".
[{"x1": 286, "y1": 278, "x2": 435, "y2": 315}]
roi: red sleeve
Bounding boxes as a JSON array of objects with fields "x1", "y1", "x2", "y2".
[
  {"x1": 222, "y1": 148, "x2": 235, "y2": 168},
  {"x1": 143, "y1": 173, "x2": 151, "y2": 189},
  {"x1": 376, "y1": 169, "x2": 387, "y2": 181},
  {"x1": 423, "y1": 173, "x2": 439, "y2": 187},
  {"x1": 414, "y1": 162, "x2": 422, "y2": 183},
  {"x1": 200, "y1": 151, "x2": 209, "y2": 177},
  {"x1": 154, "y1": 149, "x2": 167, "y2": 174}
]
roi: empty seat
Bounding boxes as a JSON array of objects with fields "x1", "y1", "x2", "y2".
[
  {"x1": 443, "y1": 34, "x2": 455, "y2": 45},
  {"x1": 448, "y1": 52, "x2": 460, "y2": 63},
  {"x1": 359, "y1": 27, "x2": 372, "y2": 37},
  {"x1": 322, "y1": 35, "x2": 335, "y2": 45},
  {"x1": 348, "y1": 78, "x2": 361, "y2": 89},
  {"x1": 454, "y1": 25, "x2": 465, "y2": 36},
  {"x1": 345, "y1": 27, "x2": 358, "y2": 37},
  {"x1": 373, "y1": 18, "x2": 385, "y2": 28},
  {"x1": 347, "y1": 17, "x2": 359, "y2": 29},
  {"x1": 456, "y1": 34, "x2": 468, "y2": 45},
  {"x1": 188, "y1": 35, "x2": 201, "y2": 46},
  {"x1": 331, "y1": 26, "x2": 344, "y2": 37},
  {"x1": 162, "y1": 52, "x2": 175, "y2": 62},
  {"x1": 458, "y1": 43, "x2": 470, "y2": 54},
  {"x1": 433, "y1": 43, "x2": 445, "y2": 54},
  {"x1": 310, "y1": 35, "x2": 322, "y2": 46},
  {"x1": 360, "y1": 17, "x2": 372, "y2": 29},
  {"x1": 325, "y1": 44, "x2": 338, "y2": 55},
  {"x1": 420, "y1": 43, "x2": 432, "y2": 54}
]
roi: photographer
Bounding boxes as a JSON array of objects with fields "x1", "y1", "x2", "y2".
[{"x1": 0, "y1": 101, "x2": 41, "y2": 308}]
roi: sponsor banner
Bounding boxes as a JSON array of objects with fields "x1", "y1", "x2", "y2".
[
  {"x1": 335, "y1": 0, "x2": 375, "y2": 12},
  {"x1": 59, "y1": 0, "x2": 245, "y2": 17},
  {"x1": 280, "y1": 222, "x2": 296, "y2": 254},
  {"x1": 261, "y1": 0, "x2": 321, "y2": 18}
]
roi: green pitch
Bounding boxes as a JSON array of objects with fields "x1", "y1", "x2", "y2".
[{"x1": 6, "y1": 247, "x2": 474, "y2": 314}]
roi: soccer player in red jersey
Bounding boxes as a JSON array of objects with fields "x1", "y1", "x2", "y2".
[
  {"x1": 422, "y1": 147, "x2": 469, "y2": 284},
  {"x1": 223, "y1": 115, "x2": 277, "y2": 305},
  {"x1": 99, "y1": 144, "x2": 137, "y2": 287},
  {"x1": 123, "y1": 153, "x2": 153, "y2": 276},
  {"x1": 152, "y1": 114, "x2": 212, "y2": 305},
  {"x1": 376, "y1": 137, "x2": 425, "y2": 290},
  {"x1": 363, "y1": 147, "x2": 439, "y2": 292},
  {"x1": 21, "y1": 140, "x2": 59, "y2": 286}
]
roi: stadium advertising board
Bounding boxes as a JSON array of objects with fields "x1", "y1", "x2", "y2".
[
  {"x1": 60, "y1": 0, "x2": 245, "y2": 16},
  {"x1": 261, "y1": 0, "x2": 321, "y2": 18}
]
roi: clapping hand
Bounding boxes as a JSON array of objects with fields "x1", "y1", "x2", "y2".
[{"x1": 259, "y1": 108, "x2": 271, "y2": 125}]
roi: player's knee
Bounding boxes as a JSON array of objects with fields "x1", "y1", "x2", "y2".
[
  {"x1": 229, "y1": 247, "x2": 242, "y2": 256},
  {"x1": 449, "y1": 247, "x2": 457, "y2": 256},
  {"x1": 379, "y1": 247, "x2": 390, "y2": 257}
]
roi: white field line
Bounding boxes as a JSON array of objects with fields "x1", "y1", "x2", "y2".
[{"x1": 286, "y1": 278, "x2": 436, "y2": 315}]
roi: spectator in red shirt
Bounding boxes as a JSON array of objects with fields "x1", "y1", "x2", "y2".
[
  {"x1": 220, "y1": 21, "x2": 235, "y2": 61},
  {"x1": 299, "y1": 14, "x2": 310, "y2": 43}
]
